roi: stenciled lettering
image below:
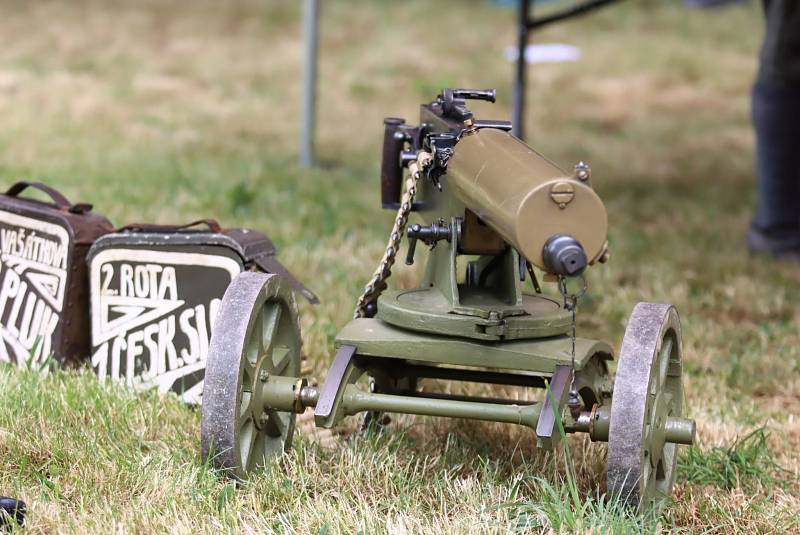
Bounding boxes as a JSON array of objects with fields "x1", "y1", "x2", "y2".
[
  {"x1": 96, "y1": 297, "x2": 220, "y2": 385},
  {"x1": 113, "y1": 263, "x2": 178, "y2": 301},
  {"x1": 0, "y1": 267, "x2": 58, "y2": 364},
  {"x1": 0, "y1": 227, "x2": 67, "y2": 270}
]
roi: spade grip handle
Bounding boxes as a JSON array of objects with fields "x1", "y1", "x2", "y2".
[{"x1": 380, "y1": 117, "x2": 406, "y2": 208}]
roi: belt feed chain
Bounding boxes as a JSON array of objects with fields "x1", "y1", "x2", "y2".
[
  {"x1": 353, "y1": 152, "x2": 432, "y2": 319},
  {"x1": 559, "y1": 274, "x2": 588, "y2": 410}
]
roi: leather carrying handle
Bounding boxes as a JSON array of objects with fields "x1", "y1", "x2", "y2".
[
  {"x1": 5, "y1": 181, "x2": 73, "y2": 209},
  {"x1": 117, "y1": 219, "x2": 320, "y2": 304},
  {"x1": 254, "y1": 255, "x2": 320, "y2": 305},
  {"x1": 116, "y1": 218, "x2": 222, "y2": 233}
]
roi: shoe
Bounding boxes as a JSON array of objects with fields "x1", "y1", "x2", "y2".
[{"x1": 747, "y1": 226, "x2": 800, "y2": 261}]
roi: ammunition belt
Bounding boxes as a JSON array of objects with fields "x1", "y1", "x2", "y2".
[{"x1": 353, "y1": 152, "x2": 432, "y2": 318}]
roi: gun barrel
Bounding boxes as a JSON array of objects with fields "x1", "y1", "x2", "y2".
[{"x1": 446, "y1": 128, "x2": 608, "y2": 270}]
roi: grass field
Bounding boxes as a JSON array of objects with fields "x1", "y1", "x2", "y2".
[{"x1": 1, "y1": 0, "x2": 799, "y2": 533}]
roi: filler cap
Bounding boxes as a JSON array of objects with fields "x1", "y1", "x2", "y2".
[{"x1": 542, "y1": 234, "x2": 588, "y2": 276}]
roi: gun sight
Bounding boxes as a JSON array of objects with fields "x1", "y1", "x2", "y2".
[{"x1": 443, "y1": 88, "x2": 496, "y2": 103}]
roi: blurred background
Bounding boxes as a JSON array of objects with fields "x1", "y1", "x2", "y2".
[{"x1": 0, "y1": 0, "x2": 797, "y2": 531}]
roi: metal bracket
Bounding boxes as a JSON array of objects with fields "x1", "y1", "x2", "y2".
[
  {"x1": 536, "y1": 364, "x2": 572, "y2": 449},
  {"x1": 314, "y1": 345, "x2": 358, "y2": 424}
]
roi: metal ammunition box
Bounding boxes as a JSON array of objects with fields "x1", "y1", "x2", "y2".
[
  {"x1": 0, "y1": 182, "x2": 113, "y2": 367},
  {"x1": 87, "y1": 224, "x2": 316, "y2": 404}
]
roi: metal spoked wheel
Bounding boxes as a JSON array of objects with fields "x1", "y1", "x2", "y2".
[
  {"x1": 607, "y1": 302, "x2": 685, "y2": 512},
  {"x1": 200, "y1": 272, "x2": 302, "y2": 480}
]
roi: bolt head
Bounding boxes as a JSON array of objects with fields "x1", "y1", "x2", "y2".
[
  {"x1": 573, "y1": 161, "x2": 591, "y2": 181},
  {"x1": 549, "y1": 181, "x2": 575, "y2": 207},
  {"x1": 259, "y1": 370, "x2": 269, "y2": 382}
]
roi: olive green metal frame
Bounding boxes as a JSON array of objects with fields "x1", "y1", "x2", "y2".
[
  {"x1": 253, "y1": 324, "x2": 695, "y2": 451},
  {"x1": 258, "y1": 364, "x2": 694, "y2": 451}
]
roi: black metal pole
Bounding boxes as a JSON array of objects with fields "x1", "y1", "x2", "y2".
[
  {"x1": 511, "y1": 0, "x2": 622, "y2": 141},
  {"x1": 528, "y1": 0, "x2": 621, "y2": 30},
  {"x1": 512, "y1": 0, "x2": 530, "y2": 140},
  {"x1": 300, "y1": 0, "x2": 320, "y2": 167}
]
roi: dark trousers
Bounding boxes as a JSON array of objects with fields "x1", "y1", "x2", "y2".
[
  {"x1": 751, "y1": 0, "x2": 800, "y2": 245},
  {"x1": 758, "y1": 0, "x2": 800, "y2": 86}
]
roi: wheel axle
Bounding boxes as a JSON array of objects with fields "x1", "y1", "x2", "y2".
[
  {"x1": 567, "y1": 405, "x2": 694, "y2": 445},
  {"x1": 664, "y1": 416, "x2": 696, "y2": 446},
  {"x1": 259, "y1": 377, "x2": 695, "y2": 447}
]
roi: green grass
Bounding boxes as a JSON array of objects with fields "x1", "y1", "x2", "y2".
[
  {"x1": 0, "y1": 0, "x2": 799, "y2": 532},
  {"x1": 679, "y1": 427, "x2": 789, "y2": 493}
]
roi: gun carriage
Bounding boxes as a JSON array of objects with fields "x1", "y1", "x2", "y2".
[{"x1": 200, "y1": 89, "x2": 696, "y2": 512}]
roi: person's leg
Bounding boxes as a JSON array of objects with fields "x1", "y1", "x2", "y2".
[{"x1": 748, "y1": 0, "x2": 800, "y2": 258}]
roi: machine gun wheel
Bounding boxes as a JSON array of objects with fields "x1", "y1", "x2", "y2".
[
  {"x1": 201, "y1": 272, "x2": 302, "y2": 480},
  {"x1": 607, "y1": 302, "x2": 689, "y2": 512}
]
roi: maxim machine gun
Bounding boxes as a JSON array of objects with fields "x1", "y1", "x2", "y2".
[{"x1": 200, "y1": 89, "x2": 696, "y2": 512}]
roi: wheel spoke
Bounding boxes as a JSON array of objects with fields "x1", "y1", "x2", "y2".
[
  {"x1": 246, "y1": 313, "x2": 265, "y2": 365},
  {"x1": 272, "y1": 347, "x2": 292, "y2": 375},
  {"x1": 241, "y1": 358, "x2": 256, "y2": 392},
  {"x1": 659, "y1": 336, "x2": 673, "y2": 361},
  {"x1": 661, "y1": 444, "x2": 675, "y2": 478},
  {"x1": 239, "y1": 417, "x2": 256, "y2": 469},
  {"x1": 247, "y1": 432, "x2": 266, "y2": 472},
  {"x1": 657, "y1": 337, "x2": 672, "y2": 389},
  {"x1": 238, "y1": 391, "x2": 254, "y2": 424},
  {"x1": 641, "y1": 459, "x2": 653, "y2": 492},
  {"x1": 261, "y1": 304, "x2": 283, "y2": 354},
  {"x1": 662, "y1": 392, "x2": 673, "y2": 414},
  {"x1": 643, "y1": 460, "x2": 659, "y2": 507}
]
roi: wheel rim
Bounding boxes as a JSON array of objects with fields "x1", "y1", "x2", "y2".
[
  {"x1": 201, "y1": 272, "x2": 301, "y2": 480},
  {"x1": 607, "y1": 302, "x2": 684, "y2": 512}
]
